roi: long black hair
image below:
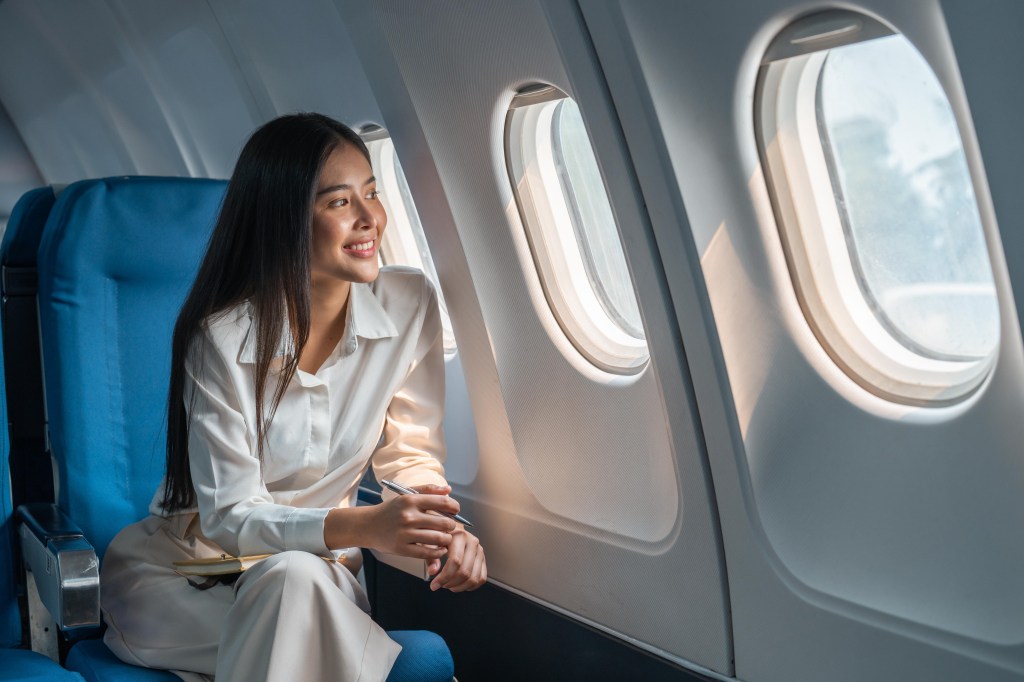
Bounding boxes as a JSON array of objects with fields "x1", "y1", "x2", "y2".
[{"x1": 162, "y1": 113, "x2": 370, "y2": 512}]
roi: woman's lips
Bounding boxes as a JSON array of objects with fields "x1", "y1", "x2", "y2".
[{"x1": 343, "y1": 239, "x2": 376, "y2": 258}]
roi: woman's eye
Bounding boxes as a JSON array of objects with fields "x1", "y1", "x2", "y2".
[
  {"x1": 367, "y1": 190, "x2": 381, "y2": 200},
  {"x1": 329, "y1": 198, "x2": 349, "y2": 208}
]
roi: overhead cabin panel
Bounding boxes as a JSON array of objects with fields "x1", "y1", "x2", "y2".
[
  {"x1": 0, "y1": 0, "x2": 162, "y2": 181},
  {"x1": 340, "y1": 0, "x2": 731, "y2": 675},
  {"x1": 0, "y1": 103, "x2": 43, "y2": 224},
  {"x1": 206, "y1": 0, "x2": 383, "y2": 126},
  {"x1": 0, "y1": 0, "x2": 387, "y2": 182},
  {"x1": 0, "y1": 0, "x2": 258, "y2": 179}
]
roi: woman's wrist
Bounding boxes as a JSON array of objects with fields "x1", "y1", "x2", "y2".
[{"x1": 323, "y1": 505, "x2": 373, "y2": 550}]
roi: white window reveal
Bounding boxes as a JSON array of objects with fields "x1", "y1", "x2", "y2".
[
  {"x1": 506, "y1": 86, "x2": 647, "y2": 374},
  {"x1": 758, "y1": 11, "x2": 999, "y2": 404},
  {"x1": 364, "y1": 131, "x2": 457, "y2": 354}
]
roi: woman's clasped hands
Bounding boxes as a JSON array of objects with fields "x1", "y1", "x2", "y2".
[
  {"x1": 414, "y1": 485, "x2": 487, "y2": 593},
  {"x1": 333, "y1": 484, "x2": 486, "y2": 593}
]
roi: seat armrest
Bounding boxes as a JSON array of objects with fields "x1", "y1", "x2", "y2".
[
  {"x1": 357, "y1": 484, "x2": 383, "y2": 506},
  {"x1": 16, "y1": 502, "x2": 100, "y2": 631}
]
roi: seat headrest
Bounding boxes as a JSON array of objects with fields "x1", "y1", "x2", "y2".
[
  {"x1": 2, "y1": 186, "x2": 55, "y2": 268},
  {"x1": 39, "y1": 176, "x2": 227, "y2": 281}
]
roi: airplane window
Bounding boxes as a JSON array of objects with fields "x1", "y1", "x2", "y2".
[
  {"x1": 758, "y1": 12, "x2": 998, "y2": 404},
  {"x1": 507, "y1": 86, "x2": 648, "y2": 374},
  {"x1": 553, "y1": 100, "x2": 645, "y2": 339},
  {"x1": 365, "y1": 134, "x2": 457, "y2": 354},
  {"x1": 820, "y1": 36, "x2": 997, "y2": 361}
]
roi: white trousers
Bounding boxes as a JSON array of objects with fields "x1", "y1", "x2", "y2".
[{"x1": 100, "y1": 514, "x2": 401, "y2": 682}]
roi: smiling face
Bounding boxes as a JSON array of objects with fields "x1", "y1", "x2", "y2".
[{"x1": 310, "y1": 143, "x2": 387, "y2": 287}]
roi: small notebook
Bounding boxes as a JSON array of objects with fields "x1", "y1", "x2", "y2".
[
  {"x1": 369, "y1": 549, "x2": 429, "y2": 581},
  {"x1": 173, "y1": 553, "x2": 337, "y2": 576}
]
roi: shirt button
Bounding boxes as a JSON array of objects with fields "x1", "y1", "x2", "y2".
[{"x1": 346, "y1": 340, "x2": 356, "y2": 353}]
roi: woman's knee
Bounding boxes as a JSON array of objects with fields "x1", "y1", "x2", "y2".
[
  {"x1": 237, "y1": 551, "x2": 336, "y2": 592},
  {"x1": 234, "y1": 550, "x2": 366, "y2": 611},
  {"x1": 257, "y1": 550, "x2": 330, "y2": 578}
]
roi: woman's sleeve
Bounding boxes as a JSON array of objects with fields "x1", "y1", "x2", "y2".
[
  {"x1": 372, "y1": 279, "x2": 449, "y2": 497},
  {"x1": 185, "y1": 328, "x2": 332, "y2": 557}
]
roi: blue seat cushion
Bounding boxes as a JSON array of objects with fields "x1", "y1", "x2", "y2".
[
  {"x1": 67, "y1": 632, "x2": 451, "y2": 681},
  {"x1": 65, "y1": 640, "x2": 178, "y2": 682},
  {"x1": 387, "y1": 630, "x2": 454, "y2": 682},
  {"x1": 0, "y1": 648, "x2": 84, "y2": 680}
]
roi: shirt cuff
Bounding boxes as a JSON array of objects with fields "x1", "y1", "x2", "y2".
[{"x1": 284, "y1": 506, "x2": 333, "y2": 555}]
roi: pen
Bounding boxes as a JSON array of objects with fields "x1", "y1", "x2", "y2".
[{"x1": 379, "y1": 479, "x2": 474, "y2": 528}]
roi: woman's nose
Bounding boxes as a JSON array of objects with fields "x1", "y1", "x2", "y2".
[{"x1": 353, "y1": 201, "x2": 378, "y2": 229}]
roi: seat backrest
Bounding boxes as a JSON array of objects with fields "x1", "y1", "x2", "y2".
[
  {"x1": 2, "y1": 187, "x2": 57, "y2": 510},
  {"x1": 36, "y1": 177, "x2": 227, "y2": 559}
]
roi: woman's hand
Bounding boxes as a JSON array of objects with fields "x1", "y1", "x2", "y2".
[
  {"x1": 384, "y1": 484, "x2": 487, "y2": 592},
  {"x1": 326, "y1": 484, "x2": 460, "y2": 560},
  {"x1": 413, "y1": 484, "x2": 457, "y2": 576},
  {"x1": 430, "y1": 527, "x2": 487, "y2": 592}
]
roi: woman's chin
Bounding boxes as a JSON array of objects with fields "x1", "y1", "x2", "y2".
[
  {"x1": 312, "y1": 264, "x2": 380, "y2": 287},
  {"x1": 348, "y1": 264, "x2": 381, "y2": 283}
]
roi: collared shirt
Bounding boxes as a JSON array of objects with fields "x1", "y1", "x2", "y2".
[{"x1": 148, "y1": 266, "x2": 448, "y2": 557}]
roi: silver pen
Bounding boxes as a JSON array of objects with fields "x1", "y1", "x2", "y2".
[{"x1": 379, "y1": 479, "x2": 474, "y2": 528}]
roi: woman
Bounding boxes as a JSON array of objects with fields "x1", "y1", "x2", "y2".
[{"x1": 100, "y1": 113, "x2": 486, "y2": 681}]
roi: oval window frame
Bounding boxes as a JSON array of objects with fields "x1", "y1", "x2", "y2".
[
  {"x1": 505, "y1": 85, "x2": 648, "y2": 375},
  {"x1": 363, "y1": 127, "x2": 458, "y2": 355},
  {"x1": 756, "y1": 10, "x2": 1000, "y2": 405}
]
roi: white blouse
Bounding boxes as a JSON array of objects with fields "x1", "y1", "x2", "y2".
[{"x1": 148, "y1": 266, "x2": 448, "y2": 558}]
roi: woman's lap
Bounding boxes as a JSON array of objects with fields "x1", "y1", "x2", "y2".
[
  {"x1": 101, "y1": 514, "x2": 236, "y2": 672},
  {"x1": 100, "y1": 515, "x2": 393, "y2": 679}
]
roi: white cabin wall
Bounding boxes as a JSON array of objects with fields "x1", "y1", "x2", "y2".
[
  {"x1": 580, "y1": 0, "x2": 1024, "y2": 679},
  {"x1": 941, "y1": 0, "x2": 1024, "y2": 363},
  {"x1": 339, "y1": 0, "x2": 732, "y2": 674}
]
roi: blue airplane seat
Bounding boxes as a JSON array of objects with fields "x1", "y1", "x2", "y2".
[
  {"x1": 64, "y1": 640, "x2": 179, "y2": 682},
  {"x1": 65, "y1": 632, "x2": 455, "y2": 682},
  {"x1": 2, "y1": 186, "x2": 55, "y2": 265},
  {"x1": 1, "y1": 186, "x2": 58, "y2": 510},
  {"x1": 387, "y1": 630, "x2": 455, "y2": 682},
  {"x1": 37, "y1": 176, "x2": 228, "y2": 561},
  {"x1": 0, "y1": 309, "x2": 85, "y2": 680},
  {"x1": 0, "y1": 649, "x2": 85, "y2": 681},
  {"x1": 36, "y1": 176, "x2": 224, "y2": 682},
  {"x1": 35, "y1": 176, "x2": 454, "y2": 681},
  {"x1": 1, "y1": 186, "x2": 55, "y2": 648}
]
